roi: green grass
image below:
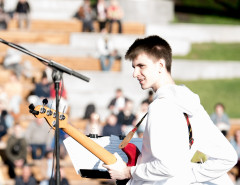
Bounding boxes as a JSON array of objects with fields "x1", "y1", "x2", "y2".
[
  {"x1": 175, "y1": 0, "x2": 231, "y2": 11},
  {"x1": 174, "y1": 13, "x2": 240, "y2": 25},
  {"x1": 173, "y1": 43, "x2": 240, "y2": 61},
  {"x1": 176, "y1": 78, "x2": 240, "y2": 118}
]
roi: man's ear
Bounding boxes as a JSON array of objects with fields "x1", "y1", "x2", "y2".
[{"x1": 157, "y1": 59, "x2": 165, "y2": 73}]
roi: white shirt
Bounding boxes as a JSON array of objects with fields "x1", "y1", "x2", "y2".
[
  {"x1": 97, "y1": 36, "x2": 114, "y2": 56},
  {"x1": 127, "y1": 84, "x2": 237, "y2": 185}
]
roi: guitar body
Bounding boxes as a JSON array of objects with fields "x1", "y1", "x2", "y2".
[
  {"x1": 29, "y1": 104, "x2": 141, "y2": 185},
  {"x1": 122, "y1": 143, "x2": 141, "y2": 167},
  {"x1": 116, "y1": 143, "x2": 141, "y2": 185}
]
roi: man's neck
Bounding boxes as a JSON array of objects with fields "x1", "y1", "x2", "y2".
[{"x1": 154, "y1": 72, "x2": 175, "y2": 92}]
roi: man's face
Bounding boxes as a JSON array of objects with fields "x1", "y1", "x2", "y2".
[{"x1": 132, "y1": 53, "x2": 161, "y2": 92}]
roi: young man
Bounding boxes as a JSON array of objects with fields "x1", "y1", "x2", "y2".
[{"x1": 103, "y1": 35, "x2": 237, "y2": 185}]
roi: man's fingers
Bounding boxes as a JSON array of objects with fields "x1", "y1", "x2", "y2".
[{"x1": 102, "y1": 164, "x2": 109, "y2": 169}]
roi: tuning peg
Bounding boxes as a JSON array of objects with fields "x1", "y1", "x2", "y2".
[
  {"x1": 29, "y1": 104, "x2": 39, "y2": 115},
  {"x1": 40, "y1": 98, "x2": 48, "y2": 114},
  {"x1": 60, "y1": 105, "x2": 66, "y2": 120},
  {"x1": 42, "y1": 98, "x2": 48, "y2": 105},
  {"x1": 29, "y1": 103, "x2": 35, "y2": 110}
]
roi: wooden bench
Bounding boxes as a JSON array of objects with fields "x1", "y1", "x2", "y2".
[
  {"x1": 7, "y1": 19, "x2": 145, "y2": 35},
  {"x1": 0, "y1": 67, "x2": 12, "y2": 84},
  {"x1": 21, "y1": 55, "x2": 122, "y2": 71},
  {"x1": 120, "y1": 21, "x2": 146, "y2": 35},
  {"x1": 93, "y1": 21, "x2": 146, "y2": 35},
  {"x1": 227, "y1": 119, "x2": 240, "y2": 139},
  {"x1": 0, "y1": 54, "x2": 121, "y2": 72},
  {"x1": 0, "y1": 30, "x2": 70, "y2": 45},
  {"x1": 8, "y1": 19, "x2": 82, "y2": 33}
]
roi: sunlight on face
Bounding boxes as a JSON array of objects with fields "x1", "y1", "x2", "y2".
[{"x1": 132, "y1": 53, "x2": 160, "y2": 92}]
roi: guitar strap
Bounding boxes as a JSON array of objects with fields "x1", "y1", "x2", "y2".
[
  {"x1": 121, "y1": 112, "x2": 194, "y2": 149},
  {"x1": 184, "y1": 113, "x2": 194, "y2": 149}
]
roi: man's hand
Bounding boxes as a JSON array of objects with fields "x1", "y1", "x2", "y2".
[{"x1": 103, "y1": 153, "x2": 132, "y2": 180}]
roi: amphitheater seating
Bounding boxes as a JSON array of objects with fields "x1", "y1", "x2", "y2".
[
  {"x1": 0, "y1": 18, "x2": 140, "y2": 77},
  {"x1": 0, "y1": 30, "x2": 70, "y2": 45},
  {"x1": 0, "y1": 67, "x2": 12, "y2": 84},
  {"x1": 0, "y1": 55, "x2": 121, "y2": 76},
  {"x1": 8, "y1": 19, "x2": 82, "y2": 33},
  {"x1": 21, "y1": 55, "x2": 122, "y2": 71},
  {"x1": 0, "y1": 159, "x2": 103, "y2": 185},
  {"x1": 7, "y1": 19, "x2": 146, "y2": 35},
  {"x1": 227, "y1": 119, "x2": 240, "y2": 139}
]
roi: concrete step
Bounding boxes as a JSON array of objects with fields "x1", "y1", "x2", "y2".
[{"x1": 146, "y1": 23, "x2": 240, "y2": 43}]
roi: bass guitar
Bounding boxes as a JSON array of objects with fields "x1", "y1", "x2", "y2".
[{"x1": 28, "y1": 102, "x2": 141, "y2": 185}]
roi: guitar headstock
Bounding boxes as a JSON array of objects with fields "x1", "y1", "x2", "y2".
[{"x1": 29, "y1": 100, "x2": 68, "y2": 129}]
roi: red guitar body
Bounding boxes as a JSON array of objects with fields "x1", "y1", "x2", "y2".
[
  {"x1": 122, "y1": 143, "x2": 141, "y2": 167},
  {"x1": 116, "y1": 143, "x2": 141, "y2": 185}
]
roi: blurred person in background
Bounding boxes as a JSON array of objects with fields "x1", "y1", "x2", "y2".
[
  {"x1": 14, "y1": 0, "x2": 31, "y2": 29},
  {"x1": 85, "y1": 112, "x2": 102, "y2": 136},
  {"x1": 102, "y1": 113, "x2": 121, "y2": 136},
  {"x1": 96, "y1": 0, "x2": 108, "y2": 32},
  {"x1": 5, "y1": 124, "x2": 27, "y2": 179},
  {"x1": 117, "y1": 99, "x2": 136, "y2": 137},
  {"x1": 142, "y1": 90, "x2": 154, "y2": 104},
  {"x1": 74, "y1": 0, "x2": 95, "y2": 32},
  {"x1": 49, "y1": 79, "x2": 69, "y2": 115},
  {"x1": 0, "y1": 110, "x2": 9, "y2": 141},
  {"x1": 210, "y1": 102, "x2": 230, "y2": 137},
  {"x1": 230, "y1": 129, "x2": 240, "y2": 160},
  {"x1": 3, "y1": 49, "x2": 22, "y2": 79},
  {"x1": 228, "y1": 166, "x2": 239, "y2": 185},
  {"x1": 4, "y1": 71, "x2": 22, "y2": 121},
  {"x1": 0, "y1": 0, "x2": 4, "y2": 9},
  {"x1": 83, "y1": 103, "x2": 96, "y2": 120},
  {"x1": 27, "y1": 71, "x2": 51, "y2": 106},
  {"x1": 48, "y1": 167, "x2": 69, "y2": 185},
  {"x1": 0, "y1": 5, "x2": 10, "y2": 30},
  {"x1": 97, "y1": 30, "x2": 120, "y2": 71},
  {"x1": 15, "y1": 164, "x2": 37, "y2": 185},
  {"x1": 230, "y1": 129, "x2": 240, "y2": 182},
  {"x1": 108, "y1": 88, "x2": 129, "y2": 115},
  {"x1": 39, "y1": 150, "x2": 54, "y2": 185},
  {"x1": 34, "y1": 71, "x2": 51, "y2": 99},
  {"x1": 107, "y1": 0, "x2": 123, "y2": 33},
  {"x1": 25, "y1": 118, "x2": 53, "y2": 160}
]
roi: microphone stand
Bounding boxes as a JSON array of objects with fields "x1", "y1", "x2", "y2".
[{"x1": 0, "y1": 38, "x2": 90, "y2": 185}]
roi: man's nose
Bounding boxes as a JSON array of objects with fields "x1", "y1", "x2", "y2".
[{"x1": 133, "y1": 68, "x2": 139, "y2": 78}]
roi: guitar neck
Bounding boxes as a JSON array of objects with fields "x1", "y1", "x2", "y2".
[
  {"x1": 31, "y1": 104, "x2": 117, "y2": 165},
  {"x1": 62, "y1": 124, "x2": 117, "y2": 165}
]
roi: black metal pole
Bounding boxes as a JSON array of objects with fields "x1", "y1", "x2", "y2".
[{"x1": 52, "y1": 70, "x2": 62, "y2": 185}]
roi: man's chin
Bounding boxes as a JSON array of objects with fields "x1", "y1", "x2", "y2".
[{"x1": 141, "y1": 85, "x2": 150, "y2": 90}]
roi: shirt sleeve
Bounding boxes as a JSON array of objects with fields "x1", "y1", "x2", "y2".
[
  {"x1": 131, "y1": 99, "x2": 192, "y2": 182},
  {"x1": 190, "y1": 106, "x2": 238, "y2": 183}
]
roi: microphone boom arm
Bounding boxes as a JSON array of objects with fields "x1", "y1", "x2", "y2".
[{"x1": 0, "y1": 38, "x2": 90, "y2": 82}]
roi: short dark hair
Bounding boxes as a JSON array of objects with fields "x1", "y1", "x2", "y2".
[
  {"x1": 215, "y1": 102, "x2": 225, "y2": 110},
  {"x1": 125, "y1": 35, "x2": 172, "y2": 73}
]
